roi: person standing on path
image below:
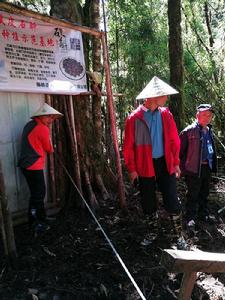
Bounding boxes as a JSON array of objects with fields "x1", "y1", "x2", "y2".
[
  {"x1": 179, "y1": 104, "x2": 217, "y2": 229},
  {"x1": 123, "y1": 76, "x2": 185, "y2": 245},
  {"x1": 18, "y1": 103, "x2": 63, "y2": 233}
]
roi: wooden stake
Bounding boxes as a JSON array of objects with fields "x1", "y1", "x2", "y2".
[
  {"x1": 0, "y1": 190, "x2": 8, "y2": 256},
  {"x1": 0, "y1": 160, "x2": 17, "y2": 264}
]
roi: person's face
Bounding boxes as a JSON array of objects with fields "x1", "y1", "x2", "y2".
[
  {"x1": 144, "y1": 95, "x2": 168, "y2": 111},
  {"x1": 155, "y1": 95, "x2": 168, "y2": 107},
  {"x1": 38, "y1": 115, "x2": 55, "y2": 126},
  {"x1": 196, "y1": 110, "x2": 213, "y2": 127}
]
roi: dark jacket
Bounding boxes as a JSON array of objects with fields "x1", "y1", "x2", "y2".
[
  {"x1": 179, "y1": 121, "x2": 217, "y2": 176},
  {"x1": 18, "y1": 118, "x2": 53, "y2": 170}
]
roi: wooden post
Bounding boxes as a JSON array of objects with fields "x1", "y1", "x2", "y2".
[
  {"x1": 0, "y1": 160, "x2": 17, "y2": 264},
  {"x1": 101, "y1": 31, "x2": 126, "y2": 208},
  {"x1": 178, "y1": 272, "x2": 197, "y2": 300}
]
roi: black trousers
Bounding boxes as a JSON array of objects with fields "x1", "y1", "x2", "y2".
[
  {"x1": 21, "y1": 168, "x2": 46, "y2": 225},
  {"x1": 138, "y1": 157, "x2": 181, "y2": 215},
  {"x1": 185, "y1": 164, "x2": 211, "y2": 221}
]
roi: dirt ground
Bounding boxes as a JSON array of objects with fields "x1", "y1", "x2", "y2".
[{"x1": 1, "y1": 177, "x2": 225, "y2": 300}]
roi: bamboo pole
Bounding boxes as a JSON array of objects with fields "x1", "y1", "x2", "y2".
[
  {"x1": 101, "y1": 32, "x2": 126, "y2": 208},
  {"x1": 68, "y1": 95, "x2": 82, "y2": 193},
  {"x1": 0, "y1": 2, "x2": 102, "y2": 38},
  {"x1": 0, "y1": 161, "x2": 17, "y2": 264},
  {"x1": 55, "y1": 98, "x2": 65, "y2": 203},
  {"x1": 63, "y1": 97, "x2": 83, "y2": 196}
]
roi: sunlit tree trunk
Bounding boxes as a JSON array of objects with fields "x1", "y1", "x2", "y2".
[{"x1": 90, "y1": 0, "x2": 102, "y2": 153}]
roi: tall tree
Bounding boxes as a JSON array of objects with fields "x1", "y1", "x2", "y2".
[{"x1": 168, "y1": 0, "x2": 184, "y2": 130}]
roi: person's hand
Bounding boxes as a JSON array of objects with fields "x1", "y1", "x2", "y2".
[
  {"x1": 174, "y1": 165, "x2": 181, "y2": 178},
  {"x1": 129, "y1": 171, "x2": 138, "y2": 184}
]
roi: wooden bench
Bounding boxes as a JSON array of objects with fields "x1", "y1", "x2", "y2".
[{"x1": 161, "y1": 249, "x2": 225, "y2": 300}]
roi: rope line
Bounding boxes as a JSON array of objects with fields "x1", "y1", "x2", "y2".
[{"x1": 58, "y1": 157, "x2": 146, "y2": 300}]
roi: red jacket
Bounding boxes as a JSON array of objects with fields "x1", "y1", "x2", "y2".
[
  {"x1": 123, "y1": 106, "x2": 180, "y2": 177},
  {"x1": 18, "y1": 117, "x2": 53, "y2": 170}
]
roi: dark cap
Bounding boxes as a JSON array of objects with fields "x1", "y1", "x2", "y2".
[{"x1": 196, "y1": 104, "x2": 214, "y2": 113}]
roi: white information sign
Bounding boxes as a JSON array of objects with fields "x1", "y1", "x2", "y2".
[{"x1": 0, "y1": 10, "x2": 87, "y2": 94}]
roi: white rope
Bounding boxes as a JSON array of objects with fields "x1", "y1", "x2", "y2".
[{"x1": 59, "y1": 158, "x2": 146, "y2": 300}]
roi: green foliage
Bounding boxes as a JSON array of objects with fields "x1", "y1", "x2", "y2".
[
  {"x1": 181, "y1": 0, "x2": 225, "y2": 131},
  {"x1": 106, "y1": 0, "x2": 171, "y2": 138},
  {"x1": 106, "y1": 0, "x2": 225, "y2": 145}
]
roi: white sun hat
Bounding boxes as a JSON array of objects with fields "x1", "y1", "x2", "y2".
[
  {"x1": 31, "y1": 103, "x2": 63, "y2": 119},
  {"x1": 136, "y1": 76, "x2": 179, "y2": 100}
]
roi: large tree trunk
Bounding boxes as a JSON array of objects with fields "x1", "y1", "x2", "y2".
[
  {"x1": 49, "y1": 0, "x2": 124, "y2": 209},
  {"x1": 50, "y1": 0, "x2": 83, "y2": 24},
  {"x1": 90, "y1": 0, "x2": 110, "y2": 200},
  {"x1": 168, "y1": 0, "x2": 184, "y2": 131}
]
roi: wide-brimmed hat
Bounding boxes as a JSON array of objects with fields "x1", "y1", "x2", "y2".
[
  {"x1": 196, "y1": 104, "x2": 214, "y2": 113},
  {"x1": 31, "y1": 103, "x2": 63, "y2": 118},
  {"x1": 136, "y1": 76, "x2": 179, "y2": 100}
]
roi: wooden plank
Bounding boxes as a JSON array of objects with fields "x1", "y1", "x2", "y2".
[
  {"x1": 0, "y1": 2, "x2": 102, "y2": 37},
  {"x1": 161, "y1": 249, "x2": 225, "y2": 273}
]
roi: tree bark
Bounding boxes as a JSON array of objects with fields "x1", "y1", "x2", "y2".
[
  {"x1": 168, "y1": 0, "x2": 184, "y2": 131},
  {"x1": 50, "y1": 0, "x2": 83, "y2": 24}
]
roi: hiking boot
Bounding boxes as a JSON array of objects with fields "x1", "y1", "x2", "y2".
[
  {"x1": 170, "y1": 213, "x2": 183, "y2": 237},
  {"x1": 148, "y1": 212, "x2": 159, "y2": 228}
]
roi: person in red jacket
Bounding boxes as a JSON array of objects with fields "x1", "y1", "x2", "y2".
[
  {"x1": 123, "y1": 76, "x2": 184, "y2": 245},
  {"x1": 18, "y1": 103, "x2": 63, "y2": 233}
]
